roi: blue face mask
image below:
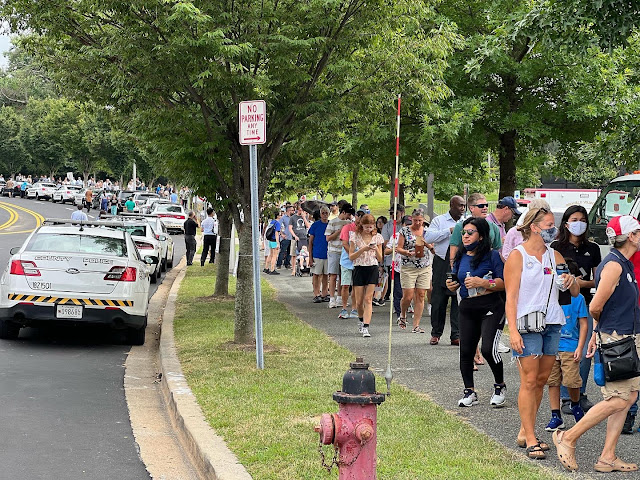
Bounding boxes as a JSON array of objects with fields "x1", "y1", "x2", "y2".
[
  {"x1": 464, "y1": 241, "x2": 479, "y2": 251},
  {"x1": 539, "y1": 226, "x2": 558, "y2": 244}
]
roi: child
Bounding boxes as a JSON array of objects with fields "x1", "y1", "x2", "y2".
[
  {"x1": 296, "y1": 245, "x2": 310, "y2": 272},
  {"x1": 545, "y1": 259, "x2": 588, "y2": 431}
]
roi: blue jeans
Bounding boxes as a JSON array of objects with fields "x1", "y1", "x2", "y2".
[
  {"x1": 512, "y1": 324, "x2": 562, "y2": 357},
  {"x1": 561, "y1": 313, "x2": 593, "y2": 399}
]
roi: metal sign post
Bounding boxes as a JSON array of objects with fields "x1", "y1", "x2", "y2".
[{"x1": 239, "y1": 100, "x2": 266, "y2": 370}]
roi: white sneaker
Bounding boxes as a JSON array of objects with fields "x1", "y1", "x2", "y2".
[
  {"x1": 358, "y1": 321, "x2": 364, "y2": 333},
  {"x1": 497, "y1": 343, "x2": 510, "y2": 353},
  {"x1": 490, "y1": 384, "x2": 507, "y2": 408},
  {"x1": 458, "y1": 389, "x2": 479, "y2": 407},
  {"x1": 328, "y1": 298, "x2": 337, "y2": 309},
  {"x1": 362, "y1": 327, "x2": 371, "y2": 338}
]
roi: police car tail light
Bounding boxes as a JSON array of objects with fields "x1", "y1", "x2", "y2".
[
  {"x1": 10, "y1": 260, "x2": 41, "y2": 277},
  {"x1": 135, "y1": 241, "x2": 154, "y2": 250},
  {"x1": 104, "y1": 266, "x2": 137, "y2": 281}
]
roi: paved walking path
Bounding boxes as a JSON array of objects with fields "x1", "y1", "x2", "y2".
[{"x1": 266, "y1": 269, "x2": 640, "y2": 478}]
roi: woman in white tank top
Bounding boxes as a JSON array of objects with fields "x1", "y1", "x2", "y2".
[{"x1": 504, "y1": 208, "x2": 579, "y2": 459}]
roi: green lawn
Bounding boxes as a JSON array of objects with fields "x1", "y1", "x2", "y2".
[{"x1": 173, "y1": 265, "x2": 563, "y2": 480}]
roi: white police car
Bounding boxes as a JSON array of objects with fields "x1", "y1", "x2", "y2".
[
  {"x1": 0, "y1": 219, "x2": 158, "y2": 344},
  {"x1": 26, "y1": 182, "x2": 58, "y2": 200}
]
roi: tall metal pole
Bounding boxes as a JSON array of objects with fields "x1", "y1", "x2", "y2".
[{"x1": 249, "y1": 144, "x2": 264, "y2": 369}]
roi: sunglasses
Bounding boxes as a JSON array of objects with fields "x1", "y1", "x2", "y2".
[
  {"x1": 471, "y1": 203, "x2": 489, "y2": 209},
  {"x1": 461, "y1": 229, "x2": 478, "y2": 236}
]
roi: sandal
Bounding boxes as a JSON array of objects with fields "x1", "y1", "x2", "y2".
[
  {"x1": 517, "y1": 437, "x2": 549, "y2": 451},
  {"x1": 411, "y1": 326, "x2": 425, "y2": 334},
  {"x1": 594, "y1": 457, "x2": 638, "y2": 473},
  {"x1": 553, "y1": 430, "x2": 577, "y2": 472},
  {"x1": 397, "y1": 317, "x2": 407, "y2": 330},
  {"x1": 525, "y1": 444, "x2": 546, "y2": 460}
]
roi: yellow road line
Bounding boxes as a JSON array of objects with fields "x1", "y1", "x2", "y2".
[
  {"x1": 0, "y1": 201, "x2": 45, "y2": 235},
  {"x1": 0, "y1": 203, "x2": 18, "y2": 230}
]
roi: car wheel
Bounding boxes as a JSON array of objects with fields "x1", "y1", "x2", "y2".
[
  {"x1": 126, "y1": 326, "x2": 145, "y2": 346},
  {"x1": 150, "y1": 267, "x2": 158, "y2": 283},
  {"x1": 0, "y1": 319, "x2": 20, "y2": 340},
  {"x1": 161, "y1": 255, "x2": 167, "y2": 272}
]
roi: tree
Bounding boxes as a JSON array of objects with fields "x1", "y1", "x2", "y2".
[
  {"x1": 2, "y1": 0, "x2": 458, "y2": 344},
  {"x1": 0, "y1": 106, "x2": 26, "y2": 175}
]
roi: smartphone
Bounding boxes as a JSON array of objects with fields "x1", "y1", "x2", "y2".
[{"x1": 446, "y1": 273, "x2": 454, "y2": 282}]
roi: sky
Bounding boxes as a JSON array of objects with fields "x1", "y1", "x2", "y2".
[{"x1": 0, "y1": 32, "x2": 11, "y2": 68}]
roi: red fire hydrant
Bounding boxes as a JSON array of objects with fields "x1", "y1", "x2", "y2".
[{"x1": 315, "y1": 357, "x2": 386, "y2": 479}]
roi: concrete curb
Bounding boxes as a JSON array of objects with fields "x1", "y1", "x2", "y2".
[{"x1": 159, "y1": 260, "x2": 253, "y2": 480}]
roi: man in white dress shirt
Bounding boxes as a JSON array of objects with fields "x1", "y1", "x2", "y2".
[{"x1": 424, "y1": 196, "x2": 465, "y2": 345}]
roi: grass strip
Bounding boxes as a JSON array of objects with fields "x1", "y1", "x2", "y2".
[{"x1": 174, "y1": 264, "x2": 565, "y2": 479}]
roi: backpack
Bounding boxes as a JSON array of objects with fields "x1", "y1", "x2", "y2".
[{"x1": 265, "y1": 221, "x2": 277, "y2": 241}]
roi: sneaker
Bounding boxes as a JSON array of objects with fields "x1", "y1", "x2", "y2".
[
  {"x1": 579, "y1": 394, "x2": 593, "y2": 412},
  {"x1": 362, "y1": 327, "x2": 371, "y2": 338},
  {"x1": 313, "y1": 296, "x2": 323, "y2": 303},
  {"x1": 371, "y1": 298, "x2": 381, "y2": 307},
  {"x1": 571, "y1": 403, "x2": 585, "y2": 423},
  {"x1": 328, "y1": 298, "x2": 337, "y2": 309},
  {"x1": 561, "y1": 399, "x2": 572, "y2": 415},
  {"x1": 497, "y1": 343, "x2": 510, "y2": 353},
  {"x1": 350, "y1": 309, "x2": 358, "y2": 318},
  {"x1": 338, "y1": 309, "x2": 349, "y2": 319},
  {"x1": 623, "y1": 412, "x2": 636, "y2": 434},
  {"x1": 545, "y1": 415, "x2": 565, "y2": 432},
  {"x1": 376, "y1": 299, "x2": 386, "y2": 307},
  {"x1": 458, "y1": 389, "x2": 478, "y2": 407},
  {"x1": 269, "y1": 270, "x2": 280, "y2": 275},
  {"x1": 322, "y1": 295, "x2": 331, "y2": 302},
  {"x1": 358, "y1": 321, "x2": 364, "y2": 333},
  {"x1": 490, "y1": 383, "x2": 507, "y2": 408}
]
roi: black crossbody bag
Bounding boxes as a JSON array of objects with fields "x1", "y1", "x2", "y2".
[{"x1": 596, "y1": 251, "x2": 640, "y2": 382}]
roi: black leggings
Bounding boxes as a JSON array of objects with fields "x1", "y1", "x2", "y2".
[{"x1": 458, "y1": 294, "x2": 505, "y2": 389}]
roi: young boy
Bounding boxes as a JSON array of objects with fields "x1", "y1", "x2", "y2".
[{"x1": 545, "y1": 259, "x2": 588, "y2": 431}]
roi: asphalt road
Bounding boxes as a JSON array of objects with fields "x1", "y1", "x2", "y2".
[
  {"x1": 268, "y1": 269, "x2": 640, "y2": 479},
  {"x1": 0, "y1": 196, "x2": 186, "y2": 480}
]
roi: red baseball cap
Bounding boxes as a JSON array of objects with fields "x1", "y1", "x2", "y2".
[{"x1": 606, "y1": 215, "x2": 640, "y2": 238}]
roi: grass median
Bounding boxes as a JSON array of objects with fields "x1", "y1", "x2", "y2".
[{"x1": 174, "y1": 264, "x2": 564, "y2": 480}]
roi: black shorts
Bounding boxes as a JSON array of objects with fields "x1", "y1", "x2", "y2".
[{"x1": 352, "y1": 265, "x2": 378, "y2": 286}]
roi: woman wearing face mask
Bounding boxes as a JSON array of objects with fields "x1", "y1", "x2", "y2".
[
  {"x1": 446, "y1": 218, "x2": 507, "y2": 408},
  {"x1": 349, "y1": 214, "x2": 384, "y2": 338},
  {"x1": 396, "y1": 208, "x2": 433, "y2": 333},
  {"x1": 553, "y1": 216, "x2": 640, "y2": 473},
  {"x1": 551, "y1": 206, "x2": 602, "y2": 417},
  {"x1": 504, "y1": 208, "x2": 579, "y2": 459}
]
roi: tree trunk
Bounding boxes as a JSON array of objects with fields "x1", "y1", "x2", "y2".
[
  {"x1": 499, "y1": 130, "x2": 517, "y2": 198},
  {"x1": 398, "y1": 183, "x2": 405, "y2": 207},
  {"x1": 214, "y1": 209, "x2": 232, "y2": 297},
  {"x1": 233, "y1": 212, "x2": 254, "y2": 345},
  {"x1": 351, "y1": 167, "x2": 358, "y2": 208}
]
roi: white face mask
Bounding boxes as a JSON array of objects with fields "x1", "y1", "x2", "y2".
[{"x1": 567, "y1": 220, "x2": 587, "y2": 236}]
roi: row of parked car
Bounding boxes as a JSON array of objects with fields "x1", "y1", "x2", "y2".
[{"x1": 0, "y1": 181, "x2": 187, "y2": 233}]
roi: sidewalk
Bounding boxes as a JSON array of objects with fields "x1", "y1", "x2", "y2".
[{"x1": 265, "y1": 268, "x2": 639, "y2": 479}]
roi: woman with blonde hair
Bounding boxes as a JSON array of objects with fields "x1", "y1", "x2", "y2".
[
  {"x1": 349, "y1": 213, "x2": 384, "y2": 337},
  {"x1": 504, "y1": 207, "x2": 579, "y2": 459}
]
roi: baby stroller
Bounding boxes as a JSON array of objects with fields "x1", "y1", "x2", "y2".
[{"x1": 296, "y1": 264, "x2": 311, "y2": 277}]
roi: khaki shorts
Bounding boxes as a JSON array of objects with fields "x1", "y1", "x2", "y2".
[
  {"x1": 400, "y1": 265, "x2": 432, "y2": 290},
  {"x1": 311, "y1": 258, "x2": 328, "y2": 275},
  {"x1": 547, "y1": 351, "x2": 582, "y2": 388},
  {"x1": 599, "y1": 331, "x2": 640, "y2": 401}
]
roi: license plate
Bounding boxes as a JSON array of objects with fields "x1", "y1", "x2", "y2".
[
  {"x1": 56, "y1": 304, "x2": 83, "y2": 319},
  {"x1": 31, "y1": 281, "x2": 52, "y2": 290}
]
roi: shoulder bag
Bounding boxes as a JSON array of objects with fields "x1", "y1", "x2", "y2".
[{"x1": 516, "y1": 249, "x2": 554, "y2": 334}]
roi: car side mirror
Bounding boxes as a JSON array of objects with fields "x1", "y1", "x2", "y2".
[
  {"x1": 9, "y1": 247, "x2": 20, "y2": 255},
  {"x1": 144, "y1": 255, "x2": 159, "y2": 265},
  {"x1": 159, "y1": 235, "x2": 168, "y2": 241}
]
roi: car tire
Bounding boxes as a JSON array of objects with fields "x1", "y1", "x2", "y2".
[
  {"x1": 126, "y1": 326, "x2": 145, "y2": 346},
  {"x1": 150, "y1": 266, "x2": 158, "y2": 283},
  {"x1": 161, "y1": 255, "x2": 167, "y2": 272},
  {"x1": 0, "y1": 319, "x2": 20, "y2": 340},
  {"x1": 167, "y1": 248, "x2": 174, "y2": 268}
]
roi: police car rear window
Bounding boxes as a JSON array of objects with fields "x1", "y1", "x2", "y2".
[
  {"x1": 112, "y1": 225, "x2": 147, "y2": 237},
  {"x1": 27, "y1": 234, "x2": 127, "y2": 257},
  {"x1": 157, "y1": 205, "x2": 182, "y2": 213}
]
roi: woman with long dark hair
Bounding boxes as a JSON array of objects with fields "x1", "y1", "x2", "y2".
[
  {"x1": 551, "y1": 205, "x2": 601, "y2": 417},
  {"x1": 447, "y1": 217, "x2": 506, "y2": 408}
]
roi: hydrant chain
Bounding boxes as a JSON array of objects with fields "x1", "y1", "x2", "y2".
[{"x1": 317, "y1": 439, "x2": 339, "y2": 473}]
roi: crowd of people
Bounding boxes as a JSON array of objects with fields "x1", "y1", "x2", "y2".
[{"x1": 264, "y1": 193, "x2": 640, "y2": 473}]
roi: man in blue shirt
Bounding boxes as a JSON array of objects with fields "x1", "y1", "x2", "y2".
[{"x1": 308, "y1": 206, "x2": 330, "y2": 303}]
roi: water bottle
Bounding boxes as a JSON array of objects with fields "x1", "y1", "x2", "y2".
[
  {"x1": 466, "y1": 272, "x2": 477, "y2": 297},
  {"x1": 556, "y1": 263, "x2": 569, "y2": 292},
  {"x1": 477, "y1": 271, "x2": 492, "y2": 295}
]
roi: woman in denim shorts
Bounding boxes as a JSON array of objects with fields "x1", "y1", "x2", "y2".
[
  {"x1": 504, "y1": 208, "x2": 578, "y2": 459},
  {"x1": 553, "y1": 215, "x2": 640, "y2": 473}
]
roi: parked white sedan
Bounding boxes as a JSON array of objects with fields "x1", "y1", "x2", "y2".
[
  {"x1": 52, "y1": 185, "x2": 83, "y2": 204},
  {"x1": 0, "y1": 219, "x2": 158, "y2": 344},
  {"x1": 26, "y1": 182, "x2": 58, "y2": 200},
  {"x1": 148, "y1": 202, "x2": 186, "y2": 233}
]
